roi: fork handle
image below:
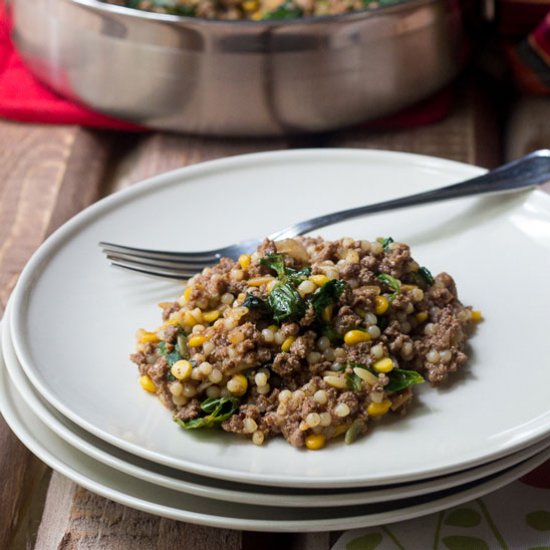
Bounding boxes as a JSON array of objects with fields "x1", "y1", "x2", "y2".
[{"x1": 269, "y1": 149, "x2": 550, "y2": 240}]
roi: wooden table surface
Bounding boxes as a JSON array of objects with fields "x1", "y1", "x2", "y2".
[{"x1": 1, "y1": 80, "x2": 549, "y2": 550}]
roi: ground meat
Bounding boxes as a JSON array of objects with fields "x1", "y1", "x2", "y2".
[
  {"x1": 378, "y1": 243, "x2": 412, "y2": 279},
  {"x1": 131, "y1": 236, "x2": 479, "y2": 449},
  {"x1": 174, "y1": 399, "x2": 201, "y2": 421}
]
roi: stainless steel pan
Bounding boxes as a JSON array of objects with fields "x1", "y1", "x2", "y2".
[{"x1": 9, "y1": 0, "x2": 464, "y2": 136}]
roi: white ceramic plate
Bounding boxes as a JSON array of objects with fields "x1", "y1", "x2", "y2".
[
  {"x1": 3, "y1": 329, "x2": 550, "y2": 532},
  {"x1": 9, "y1": 149, "x2": 550, "y2": 488},
  {"x1": 4, "y1": 307, "x2": 549, "y2": 508}
]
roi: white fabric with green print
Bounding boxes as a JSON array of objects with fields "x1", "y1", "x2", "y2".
[{"x1": 332, "y1": 473, "x2": 550, "y2": 550}]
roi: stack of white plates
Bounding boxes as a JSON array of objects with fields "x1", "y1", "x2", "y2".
[{"x1": 3, "y1": 149, "x2": 550, "y2": 532}]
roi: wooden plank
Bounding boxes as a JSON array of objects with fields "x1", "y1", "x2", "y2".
[
  {"x1": 35, "y1": 474, "x2": 243, "y2": 550},
  {"x1": 104, "y1": 133, "x2": 290, "y2": 193},
  {"x1": 0, "y1": 121, "x2": 114, "y2": 550},
  {"x1": 326, "y1": 82, "x2": 501, "y2": 169}
]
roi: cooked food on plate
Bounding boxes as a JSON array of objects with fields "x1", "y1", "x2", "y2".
[{"x1": 131, "y1": 236, "x2": 480, "y2": 450}]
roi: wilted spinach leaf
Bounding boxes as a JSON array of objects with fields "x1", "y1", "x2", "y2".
[
  {"x1": 310, "y1": 279, "x2": 347, "y2": 317},
  {"x1": 261, "y1": 2, "x2": 303, "y2": 19},
  {"x1": 260, "y1": 253, "x2": 287, "y2": 279},
  {"x1": 175, "y1": 396, "x2": 240, "y2": 430},
  {"x1": 157, "y1": 341, "x2": 182, "y2": 366},
  {"x1": 345, "y1": 372, "x2": 363, "y2": 391},
  {"x1": 267, "y1": 282, "x2": 306, "y2": 323},
  {"x1": 385, "y1": 368, "x2": 424, "y2": 393},
  {"x1": 418, "y1": 266, "x2": 435, "y2": 286},
  {"x1": 260, "y1": 253, "x2": 311, "y2": 285},
  {"x1": 377, "y1": 236, "x2": 394, "y2": 251}
]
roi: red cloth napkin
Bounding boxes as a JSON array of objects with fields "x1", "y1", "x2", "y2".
[{"x1": 0, "y1": 2, "x2": 141, "y2": 130}]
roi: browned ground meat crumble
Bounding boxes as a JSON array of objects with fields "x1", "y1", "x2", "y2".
[{"x1": 131, "y1": 236, "x2": 479, "y2": 450}]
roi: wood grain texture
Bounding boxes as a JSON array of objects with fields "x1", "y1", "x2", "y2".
[
  {"x1": 0, "y1": 121, "x2": 112, "y2": 550},
  {"x1": 327, "y1": 82, "x2": 501, "y2": 169},
  {"x1": 104, "y1": 133, "x2": 290, "y2": 193}
]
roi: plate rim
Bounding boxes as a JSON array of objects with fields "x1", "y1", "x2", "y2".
[
  {"x1": 9, "y1": 147, "x2": 550, "y2": 488},
  {"x1": 2, "y1": 323, "x2": 550, "y2": 531},
  {"x1": 5, "y1": 301, "x2": 550, "y2": 507}
]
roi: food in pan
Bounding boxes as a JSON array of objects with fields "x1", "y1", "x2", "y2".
[
  {"x1": 131, "y1": 236, "x2": 480, "y2": 450},
  {"x1": 105, "y1": 0, "x2": 404, "y2": 21}
]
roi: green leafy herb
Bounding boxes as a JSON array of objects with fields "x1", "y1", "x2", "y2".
[
  {"x1": 385, "y1": 368, "x2": 424, "y2": 393},
  {"x1": 310, "y1": 279, "x2": 347, "y2": 317},
  {"x1": 157, "y1": 341, "x2": 182, "y2": 367},
  {"x1": 261, "y1": 2, "x2": 303, "y2": 19},
  {"x1": 377, "y1": 236, "x2": 394, "y2": 251},
  {"x1": 242, "y1": 292, "x2": 270, "y2": 316},
  {"x1": 260, "y1": 253, "x2": 287, "y2": 279},
  {"x1": 345, "y1": 372, "x2": 363, "y2": 391},
  {"x1": 377, "y1": 273, "x2": 401, "y2": 302},
  {"x1": 260, "y1": 253, "x2": 311, "y2": 286},
  {"x1": 267, "y1": 282, "x2": 306, "y2": 323},
  {"x1": 175, "y1": 396, "x2": 240, "y2": 430},
  {"x1": 321, "y1": 324, "x2": 342, "y2": 343},
  {"x1": 345, "y1": 418, "x2": 365, "y2": 445},
  {"x1": 127, "y1": 0, "x2": 197, "y2": 15},
  {"x1": 286, "y1": 266, "x2": 312, "y2": 286},
  {"x1": 418, "y1": 266, "x2": 435, "y2": 286}
]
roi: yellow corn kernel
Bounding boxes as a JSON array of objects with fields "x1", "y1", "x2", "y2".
[
  {"x1": 183, "y1": 286, "x2": 193, "y2": 303},
  {"x1": 248, "y1": 276, "x2": 274, "y2": 287},
  {"x1": 238, "y1": 254, "x2": 252, "y2": 270},
  {"x1": 471, "y1": 310, "x2": 483, "y2": 322},
  {"x1": 310, "y1": 274, "x2": 329, "y2": 287},
  {"x1": 367, "y1": 400, "x2": 392, "y2": 417},
  {"x1": 182, "y1": 310, "x2": 199, "y2": 327},
  {"x1": 171, "y1": 360, "x2": 193, "y2": 381},
  {"x1": 139, "y1": 375, "x2": 156, "y2": 393},
  {"x1": 373, "y1": 357, "x2": 394, "y2": 373},
  {"x1": 154, "y1": 317, "x2": 181, "y2": 332},
  {"x1": 267, "y1": 324, "x2": 279, "y2": 332},
  {"x1": 227, "y1": 374, "x2": 248, "y2": 396},
  {"x1": 242, "y1": 0, "x2": 258, "y2": 10},
  {"x1": 281, "y1": 336, "x2": 296, "y2": 352},
  {"x1": 374, "y1": 295, "x2": 389, "y2": 315},
  {"x1": 137, "y1": 329, "x2": 159, "y2": 344},
  {"x1": 415, "y1": 311, "x2": 428, "y2": 323},
  {"x1": 202, "y1": 310, "x2": 220, "y2": 323},
  {"x1": 322, "y1": 304, "x2": 334, "y2": 322},
  {"x1": 344, "y1": 329, "x2": 372, "y2": 345},
  {"x1": 305, "y1": 434, "x2": 326, "y2": 450},
  {"x1": 188, "y1": 335, "x2": 207, "y2": 347}
]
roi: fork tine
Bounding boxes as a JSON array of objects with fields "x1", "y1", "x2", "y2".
[
  {"x1": 108, "y1": 258, "x2": 201, "y2": 280},
  {"x1": 104, "y1": 251, "x2": 216, "y2": 270},
  {"x1": 99, "y1": 241, "x2": 224, "y2": 262}
]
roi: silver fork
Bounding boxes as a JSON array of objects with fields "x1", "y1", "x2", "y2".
[{"x1": 100, "y1": 149, "x2": 550, "y2": 280}]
